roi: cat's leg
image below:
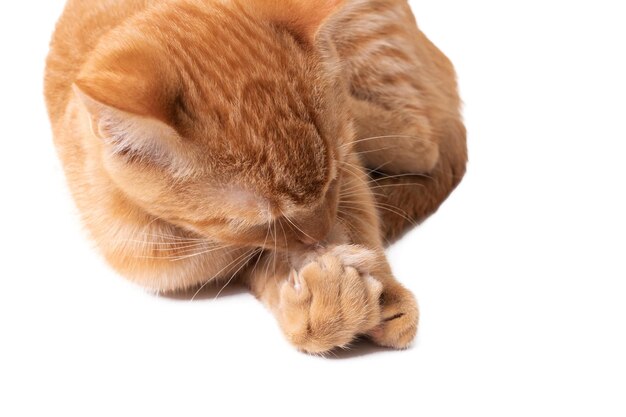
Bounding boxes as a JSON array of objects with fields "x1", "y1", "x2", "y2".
[
  {"x1": 244, "y1": 161, "x2": 419, "y2": 353},
  {"x1": 245, "y1": 248, "x2": 381, "y2": 353},
  {"x1": 335, "y1": 162, "x2": 421, "y2": 348},
  {"x1": 335, "y1": 0, "x2": 468, "y2": 242},
  {"x1": 350, "y1": 98, "x2": 468, "y2": 244},
  {"x1": 350, "y1": 97, "x2": 441, "y2": 175},
  {"x1": 244, "y1": 245, "x2": 418, "y2": 353}
]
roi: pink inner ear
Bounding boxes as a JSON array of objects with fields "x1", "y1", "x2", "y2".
[{"x1": 74, "y1": 83, "x2": 182, "y2": 164}]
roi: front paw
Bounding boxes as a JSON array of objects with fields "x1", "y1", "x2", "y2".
[
  {"x1": 327, "y1": 245, "x2": 420, "y2": 349},
  {"x1": 278, "y1": 252, "x2": 383, "y2": 354},
  {"x1": 367, "y1": 285, "x2": 419, "y2": 349}
]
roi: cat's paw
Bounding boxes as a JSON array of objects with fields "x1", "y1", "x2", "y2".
[
  {"x1": 326, "y1": 245, "x2": 419, "y2": 349},
  {"x1": 367, "y1": 285, "x2": 419, "y2": 349},
  {"x1": 278, "y1": 251, "x2": 383, "y2": 354}
]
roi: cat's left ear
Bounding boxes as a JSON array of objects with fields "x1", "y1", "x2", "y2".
[
  {"x1": 73, "y1": 83, "x2": 182, "y2": 165},
  {"x1": 253, "y1": 0, "x2": 345, "y2": 42},
  {"x1": 72, "y1": 42, "x2": 187, "y2": 166}
]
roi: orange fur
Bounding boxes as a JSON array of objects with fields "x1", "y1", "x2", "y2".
[{"x1": 45, "y1": 0, "x2": 466, "y2": 353}]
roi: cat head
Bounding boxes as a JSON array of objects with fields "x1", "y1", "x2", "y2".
[{"x1": 75, "y1": 0, "x2": 350, "y2": 250}]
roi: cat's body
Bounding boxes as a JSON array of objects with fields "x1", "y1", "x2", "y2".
[{"x1": 45, "y1": 0, "x2": 466, "y2": 353}]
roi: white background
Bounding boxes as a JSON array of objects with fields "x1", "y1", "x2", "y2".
[{"x1": 1, "y1": 1, "x2": 625, "y2": 416}]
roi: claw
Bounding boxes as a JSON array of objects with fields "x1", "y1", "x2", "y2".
[{"x1": 288, "y1": 269, "x2": 301, "y2": 291}]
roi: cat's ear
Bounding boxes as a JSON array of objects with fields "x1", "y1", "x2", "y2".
[
  {"x1": 73, "y1": 83, "x2": 181, "y2": 164},
  {"x1": 253, "y1": 0, "x2": 345, "y2": 42},
  {"x1": 73, "y1": 44, "x2": 185, "y2": 165}
]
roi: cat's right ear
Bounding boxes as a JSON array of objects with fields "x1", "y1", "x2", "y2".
[{"x1": 72, "y1": 83, "x2": 182, "y2": 165}]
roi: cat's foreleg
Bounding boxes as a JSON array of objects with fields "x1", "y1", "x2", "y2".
[
  {"x1": 336, "y1": 156, "x2": 421, "y2": 349},
  {"x1": 244, "y1": 243, "x2": 418, "y2": 353},
  {"x1": 348, "y1": 95, "x2": 468, "y2": 243},
  {"x1": 243, "y1": 160, "x2": 419, "y2": 353},
  {"x1": 244, "y1": 248, "x2": 383, "y2": 353}
]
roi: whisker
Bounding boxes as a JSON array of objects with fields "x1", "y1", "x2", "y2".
[
  {"x1": 365, "y1": 160, "x2": 394, "y2": 173},
  {"x1": 190, "y1": 248, "x2": 252, "y2": 301},
  {"x1": 249, "y1": 221, "x2": 272, "y2": 281},
  {"x1": 371, "y1": 172, "x2": 434, "y2": 182},
  {"x1": 280, "y1": 210, "x2": 316, "y2": 243},
  {"x1": 339, "y1": 179, "x2": 385, "y2": 197},
  {"x1": 370, "y1": 182, "x2": 426, "y2": 190},
  {"x1": 351, "y1": 146, "x2": 398, "y2": 157},
  {"x1": 278, "y1": 217, "x2": 289, "y2": 254},
  {"x1": 127, "y1": 241, "x2": 213, "y2": 250},
  {"x1": 335, "y1": 216, "x2": 359, "y2": 239},
  {"x1": 133, "y1": 244, "x2": 231, "y2": 261},
  {"x1": 214, "y1": 248, "x2": 261, "y2": 300},
  {"x1": 340, "y1": 191, "x2": 386, "y2": 200},
  {"x1": 273, "y1": 220, "x2": 278, "y2": 276},
  {"x1": 263, "y1": 222, "x2": 276, "y2": 280},
  {"x1": 339, "y1": 165, "x2": 371, "y2": 191},
  {"x1": 339, "y1": 201, "x2": 416, "y2": 225},
  {"x1": 134, "y1": 233, "x2": 208, "y2": 243},
  {"x1": 340, "y1": 160, "x2": 368, "y2": 172},
  {"x1": 342, "y1": 134, "x2": 427, "y2": 149},
  {"x1": 169, "y1": 244, "x2": 234, "y2": 262}
]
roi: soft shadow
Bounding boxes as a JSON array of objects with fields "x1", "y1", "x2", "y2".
[
  {"x1": 161, "y1": 281, "x2": 248, "y2": 301},
  {"x1": 160, "y1": 285, "x2": 419, "y2": 360},
  {"x1": 327, "y1": 336, "x2": 416, "y2": 360}
]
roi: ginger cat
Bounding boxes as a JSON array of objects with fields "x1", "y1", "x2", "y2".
[{"x1": 45, "y1": 0, "x2": 467, "y2": 353}]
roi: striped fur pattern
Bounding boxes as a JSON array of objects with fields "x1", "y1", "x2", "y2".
[{"x1": 45, "y1": 0, "x2": 466, "y2": 353}]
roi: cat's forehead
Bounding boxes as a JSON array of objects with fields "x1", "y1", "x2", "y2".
[
  {"x1": 189, "y1": 30, "x2": 316, "y2": 106},
  {"x1": 168, "y1": 12, "x2": 321, "y2": 129}
]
